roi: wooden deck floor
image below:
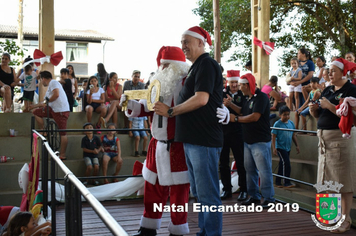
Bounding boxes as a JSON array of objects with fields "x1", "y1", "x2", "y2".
[{"x1": 55, "y1": 194, "x2": 356, "y2": 236}]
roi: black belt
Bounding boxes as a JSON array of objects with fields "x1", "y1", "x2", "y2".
[{"x1": 158, "y1": 139, "x2": 174, "y2": 151}]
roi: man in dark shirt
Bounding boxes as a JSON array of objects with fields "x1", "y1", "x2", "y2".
[
  {"x1": 154, "y1": 26, "x2": 223, "y2": 235},
  {"x1": 220, "y1": 70, "x2": 247, "y2": 201},
  {"x1": 228, "y1": 73, "x2": 275, "y2": 208},
  {"x1": 59, "y1": 68, "x2": 74, "y2": 112},
  {"x1": 122, "y1": 70, "x2": 145, "y2": 92}
]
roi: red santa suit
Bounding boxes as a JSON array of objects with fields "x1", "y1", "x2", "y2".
[
  {"x1": 0, "y1": 206, "x2": 20, "y2": 235},
  {"x1": 126, "y1": 46, "x2": 190, "y2": 235}
]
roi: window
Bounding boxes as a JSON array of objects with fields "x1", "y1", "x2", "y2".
[
  {"x1": 22, "y1": 40, "x2": 39, "y2": 57},
  {"x1": 66, "y1": 42, "x2": 88, "y2": 62}
]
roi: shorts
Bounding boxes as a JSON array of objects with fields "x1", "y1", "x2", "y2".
[
  {"x1": 104, "y1": 152, "x2": 118, "y2": 159},
  {"x1": 300, "y1": 107, "x2": 310, "y2": 117},
  {"x1": 88, "y1": 102, "x2": 101, "y2": 111},
  {"x1": 289, "y1": 84, "x2": 302, "y2": 93},
  {"x1": 84, "y1": 157, "x2": 99, "y2": 166},
  {"x1": 132, "y1": 130, "x2": 147, "y2": 137},
  {"x1": 23, "y1": 90, "x2": 35, "y2": 101},
  {"x1": 33, "y1": 106, "x2": 70, "y2": 135}
]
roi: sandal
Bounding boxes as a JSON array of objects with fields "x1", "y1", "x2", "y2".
[
  {"x1": 93, "y1": 180, "x2": 100, "y2": 186},
  {"x1": 60, "y1": 157, "x2": 67, "y2": 160},
  {"x1": 330, "y1": 217, "x2": 351, "y2": 233},
  {"x1": 103, "y1": 179, "x2": 110, "y2": 184},
  {"x1": 100, "y1": 117, "x2": 107, "y2": 128}
]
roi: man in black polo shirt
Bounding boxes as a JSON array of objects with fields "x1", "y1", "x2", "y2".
[
  {"x1": 228, "y1": 73, "x2": 275, "y2": 208},
  {"x1": 154, "y1": 26, "x2": 223, "y2": 236},
  {"x1": 220, "y1": 70, "x2": 247, "y2": 201}
]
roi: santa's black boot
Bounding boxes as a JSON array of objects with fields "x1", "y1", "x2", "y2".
[{"x1": 132, "y1": 227, "x2": 157, "y2": 236}]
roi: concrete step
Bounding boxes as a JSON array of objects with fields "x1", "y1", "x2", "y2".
[
  {"x1": 0, "y1": 190, "x2": 24, "y2": 207},
  {"x1": 0, "y1": 111, "x2": 127, "y2": 137},
  {"x1": 0, "y1": 113, "x2": 33, "y2": 137},
  {"x1": 0, "y1": 137, "x2": 32, "y2": 161},
  {"x1": 0, "y1": 160, "x2": 28, "y2": 191}
]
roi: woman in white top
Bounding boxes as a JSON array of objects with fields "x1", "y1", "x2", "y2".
[
  {"x1": 66, "y1": 65, "x2": 78, "y2": 98},
  {"x1": 86, "y1": 76, "x2": 107, "y2": 133}
]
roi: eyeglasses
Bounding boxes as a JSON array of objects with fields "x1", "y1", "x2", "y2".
[{"x1": 134, "y1": 76, "x2": 140, "y2": 78}]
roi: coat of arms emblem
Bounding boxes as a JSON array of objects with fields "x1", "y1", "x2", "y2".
[{"x1": 311, "y1": 181, "x2": 345, "y2": 231}]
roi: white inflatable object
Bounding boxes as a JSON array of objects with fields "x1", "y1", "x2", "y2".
[
  {"x1": 38, "y1": 177, "x2": 145, "y2": 202},
  {"x1": 18, "y1": 163, "x2": 29, "y2": 194}
]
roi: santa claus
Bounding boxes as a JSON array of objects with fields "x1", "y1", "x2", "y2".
[{"x1": 122, "y1": 46, "x2": 191, "y2": 236}]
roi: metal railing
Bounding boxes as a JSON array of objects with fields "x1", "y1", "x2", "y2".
[{"x1": 32, "y1": 127, "x2": 137, "y2": 236}]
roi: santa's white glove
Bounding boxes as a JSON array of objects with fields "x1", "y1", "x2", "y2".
[
  {"x1": 217, "y1": 105, "x2": 230, "y2": 125},
  {"x1": 119, "y1": 94, "x2": 127, "y2": 107}
]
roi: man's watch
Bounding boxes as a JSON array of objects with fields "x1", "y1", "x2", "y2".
[
  {"x1": 167, "y1": 107, "x2": 174, "y2": 118},
  {"x1": 234, "y1": 116, "x2": 238, "y2": 122}
]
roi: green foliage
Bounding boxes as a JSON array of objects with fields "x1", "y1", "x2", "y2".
[
  {"x1": 0, "y1": 39, "x2": 26, "y2": 66},
  {"x1": 194, "y1": 0, "x2": 356, "y2": 75}
]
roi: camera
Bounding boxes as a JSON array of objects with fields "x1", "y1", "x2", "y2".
[
  {"x1": 311, "y1": 100, "x2": 320, "y2": 105},
  {"x1": 89, "y1": 85, "x2": 94, "y2": 89}
]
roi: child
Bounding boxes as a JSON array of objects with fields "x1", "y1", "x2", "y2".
[
  {"x1": 288, "y1": 57, "x2": 303, "y2": 111},
  {"x1": 128, "y1": 116, "x2": 149, "y2": 157},
  {"x1": 19, "y1": 64, "x2": 38, "y2": 112},
  {"x1": 321, "y1": 68, "x2": 330, "y2": 90},
  {"x1": 59, "y1": 68, "x2": 74, "y2": 112},
  {"x1": 77, "y1": 79, "x2": 88, "y2": 112},
  {"x1": 296, "y1": 77, "x2": 321, "y2": 130},
  {"x1": 272, "y1": 106, "x2": 300, "y2": 188},
  {"x1": 101, "y1": 123, "x2": 122, "y2": 184},
  {"x1": 81, "y1": 122, "x2": 103, "y2": 186},
  {"x1": 4, "y1": 211, "x2": 51, "y2": 236}
]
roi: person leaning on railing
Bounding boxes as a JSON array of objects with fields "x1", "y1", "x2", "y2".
[{"x1": 309, "y1": 58, "x2": 356, "y2": 234}]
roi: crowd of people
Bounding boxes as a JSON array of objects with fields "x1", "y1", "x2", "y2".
[{"x1": 1, "y1": 25, "x2": 356, "y2": 235}]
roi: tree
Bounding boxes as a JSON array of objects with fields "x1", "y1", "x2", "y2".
[
  {"x1": 193, "y1": 0, "x2": 356, "y2": 75},
  {"x1": 0, "y1": 39, "x2": 25, "y2": 66}
]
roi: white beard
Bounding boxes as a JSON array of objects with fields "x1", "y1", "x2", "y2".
[{"x1": 151, "y1": 62, "x2": 190, "y2": 102}]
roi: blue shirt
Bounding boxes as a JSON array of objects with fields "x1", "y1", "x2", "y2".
[
  {"x1": 272, "y1": 119, "x2": 295, "y2": 151},
  {"x1": 128, "y1": 116, "x2": 147, "y2": 129},
  {"x1": 299, "y1": 60, "x2": 315, "y2": 86}
]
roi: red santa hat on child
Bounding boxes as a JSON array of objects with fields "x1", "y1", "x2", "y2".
[
  {"x1": 226, "y1": 70, "x2": 240, "y2": 81},
  {"x1": 156, "y1": 46, "x2": 186, "y2": 68},
  {"x1": 0, "y1": 206, "x2": 20, "y2": 229},
  {"x1": 183, "y1": 26, "x2": 213, "y2": 49},
  {"x1": 331, "y1": 58, "x2": 356, "y2": 78},
  {"x1": 239, "y1": 73, "x2": 256, "y2": 95}
]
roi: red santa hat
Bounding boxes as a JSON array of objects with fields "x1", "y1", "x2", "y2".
[
  {"x1": 239, "y1": 73, "x2": 256, "y2": 95},
  {"x1": 156, "y1": 46, "x2": 186, "y2": 68},
  {"x1": 331, "y1": 58, "x2": 356, "y2": 77},
  {"x1": 0, "y1": 206, "x2": 20, "y2": 229},
  {"x1": 183, "y1": 26, "x2": 213, "y2": 49},
  {"x1": 226, "y1": 70, "x2": 240, "y2": 81}
]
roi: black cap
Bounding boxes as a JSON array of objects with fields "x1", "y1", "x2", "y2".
[{"x1": 83, "y1": 122, "x2": 93, "y2": 129}]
